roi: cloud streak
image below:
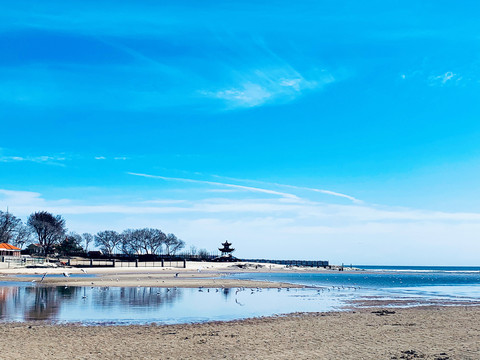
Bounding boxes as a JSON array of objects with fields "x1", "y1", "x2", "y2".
[
  {"x1": 210, "y1": 174, "x2": 361, "y2": 203},
  {"x1": 127, "y1": 172, "x2": 300, "y2": 200},
  {"x1": 0, "y1": 154, "x2": 67, "y2": 166},
  {"x1": 200, "y1": 49, "x2": 336, "y2": 109}
]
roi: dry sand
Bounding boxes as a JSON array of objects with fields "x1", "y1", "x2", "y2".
[{"x1": 0, "y1": 306, "x2": 478, "y2": 359}]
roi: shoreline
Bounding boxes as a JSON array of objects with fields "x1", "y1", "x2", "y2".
[
  {"x1": 0, "y1": 261, "x2": 353, "y2": 288},
  {"x1": 0, "y1": 305, "x2": 478, "y2": 359}
]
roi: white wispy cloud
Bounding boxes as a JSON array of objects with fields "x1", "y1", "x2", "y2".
[
  {"x1": 0, "y1": 189, "x2": 45, "y2": 207},
  {"x1": 0, "y1": 154, "x2": 67, "y2": 166},
  {"x1": 127, "y1": 172, "x2": 300, "y2": 200},
  {"x1": 202, "y1": 68, "x2": 334, "y2": 109},
  {"x1": 210, "y1": 174, "x2": 361, "y2": 203},
  {"x1": 428, "y1": 71, "x2": 461, "y2": 86}
]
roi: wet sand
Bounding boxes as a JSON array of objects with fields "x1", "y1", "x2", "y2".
[
  {"x1": 0, "y1": 306, "x2": 478, "y2": 359},
  {"x1": 0, "y1": 261, "x2": 331, "y2": 288}
]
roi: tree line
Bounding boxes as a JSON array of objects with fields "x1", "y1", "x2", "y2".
[{"x1": 0, "y1": 210, "x2": 185, "y2": 256}]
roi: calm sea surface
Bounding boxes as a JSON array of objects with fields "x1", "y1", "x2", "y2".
[{"x1": 0, "y1": 266, "x2": 478, "y2": 325}]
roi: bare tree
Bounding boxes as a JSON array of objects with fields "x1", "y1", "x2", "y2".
[
  {"x1": 198, "y1": 248, "x2": 210, "y2": 260},
  {"x1": 189, "y1": 245, "x2": 197, "y2": 255},
  {"x1": 121, "y1": 228, "x2": 166, "y2": 255},
  {"x1": 11, "y1": 224, "x2": 31, "y2": 249},
  {"x1": 94, "y1": 230, "x2": 121, "y2": 255},
  {"x1": 164, "y1": 233, "x2": 185, "y2": 255},
  {"x1": 138, "y1": 228, "x2": 166, "y2": 254},
  {"x1": 120, "y1": 229, "x2": 140, "y2": 255},
  {"x1": 27, "y1": 211, "x2": 67, "y2": 256},
  {"x1": 0, "y1": 210, "x2": 29, "y2": 244},
  {"x1": 82, "y1": 233, "x2": 93, "y2": 252}
]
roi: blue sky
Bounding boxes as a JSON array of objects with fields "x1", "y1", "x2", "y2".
[{"x1": 1, "y1": 0, "x2": 480, "y2": 265}]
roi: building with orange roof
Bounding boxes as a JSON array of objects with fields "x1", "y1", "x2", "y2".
[{"x1": 0, "y1": 243, "x2": 21, "y2": 257}]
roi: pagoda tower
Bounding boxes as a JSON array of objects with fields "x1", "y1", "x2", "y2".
[{"x1": 219, "y1": 241, "x2": 235, "y2": 257}]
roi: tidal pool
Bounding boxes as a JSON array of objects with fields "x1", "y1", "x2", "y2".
[{"x1": 0, "y1": 284, "x2": 352, "y2": 325}]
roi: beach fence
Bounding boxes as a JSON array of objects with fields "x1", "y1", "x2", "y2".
[
  {"x1": 0, "y1": 256, "x2": 45, "y2": 268},
  {"x1": 242, "y1": 259, "x2": 329, "y2": 268},
  {"x1": 66, "y1": 258, "x2": 186, "y2": 269}
]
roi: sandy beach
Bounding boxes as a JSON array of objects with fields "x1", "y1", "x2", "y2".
[
  {"x1": 0, "y1": 261, "x2": 331, "y2": 288},
  {"x1": 0, "y1": 306, "x2": 477, "y2": 359},
  {"x1": 1, "y1": 263, "x2": 479, "y2": 359}
]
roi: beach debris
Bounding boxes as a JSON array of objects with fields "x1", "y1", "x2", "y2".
[
  {"x1": 372, "y1": 309, "x2": 396, "y2": 316},
  {"x1": 391, "y1": 349, "x2": 426, "y2": 359},
  {"x1": 40, "y1": 272, "x2": 48, "y2": 282},
  {"x1": 81, "y1": 268, "x2": 87, "y2": 274}
]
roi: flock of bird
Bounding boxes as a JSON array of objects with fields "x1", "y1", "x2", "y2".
[
  {"x1": 32, "y1": 268, "x2": 88, "y2": 283},
  {"x1": 30, "y1": 269, "x2": 362, "y2": 305}
]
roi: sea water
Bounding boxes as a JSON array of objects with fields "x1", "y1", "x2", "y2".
[
  {"x1": 229, "y1": 265, "x2": 480, "y2": 301},
  {"x1": 0, "y1": 266, "x2": 478, "y2": 325}
]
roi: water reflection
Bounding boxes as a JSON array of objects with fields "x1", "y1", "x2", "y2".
[
  {"x1": 1, "y1": 281, "x2": 476, "y2": 325},
  {"x1": 0, "y1": 284, "x2": 185, "y2": 323},
  {"x1": 0, "y1": 287, "x2": 19, "y2": 318},
  {"x1": 24, "y1": 287, "x2": 67, "y2": 320},
  {"x1": 0, "y1": 284, "x2": 348, "y2": 325},
  {"x1": 222, "y1": 288, "x2": 230, "y2": 299}
]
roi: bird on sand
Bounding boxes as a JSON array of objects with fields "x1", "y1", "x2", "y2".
[
  {"x1": 81, "y1": 268, "x2": 87, "y2": 274},
  {"x1": 63, "y1": 272, "x2": 70, "y2": 277}
]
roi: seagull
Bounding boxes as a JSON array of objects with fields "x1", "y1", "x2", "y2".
[
  {"x1": 81, "y1": 269, "x2": 87, "y2": 274},
  {"x1": 63, "y1": 272, "x2": 70, "y2": 277}
]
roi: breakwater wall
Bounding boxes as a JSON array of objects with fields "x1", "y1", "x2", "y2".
[{"x1": 242, "y1": 259, "x2": 329, "y2": 268}]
